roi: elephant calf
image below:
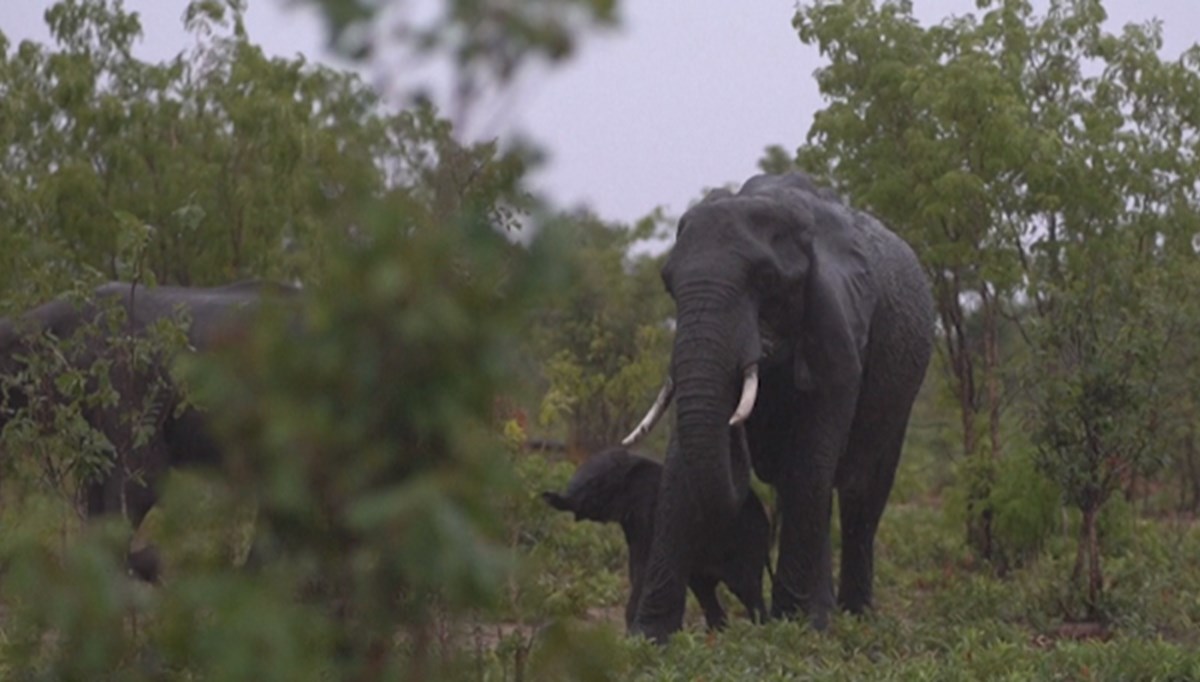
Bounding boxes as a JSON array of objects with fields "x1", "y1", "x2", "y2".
[{"x1": 542, "y1": 447, "x2": 769, "y2": 630}]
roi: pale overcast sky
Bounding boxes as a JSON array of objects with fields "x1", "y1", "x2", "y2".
[{"x1": 0, "y1": 1, "x2": 1193, "y2": 224}]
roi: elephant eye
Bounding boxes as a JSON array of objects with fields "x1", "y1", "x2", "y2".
[{"x1": 750, "y1": 267, "x2": 781, "y2": 294}]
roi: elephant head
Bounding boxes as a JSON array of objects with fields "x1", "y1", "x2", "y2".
[
  {"x1": 627, "y1": 174, "x2": 874, "y2": 516},
  {"x1": 540, "y1": 448, "x2": 659, "y2": 525}
]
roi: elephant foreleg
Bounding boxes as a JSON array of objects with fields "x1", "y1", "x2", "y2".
[
  {"x1": 84, "y1": 452, "x2": 164, "y2": 582},
  {"x1": 772, "y1": 474, "x2": 835, "y2": 629},
  {"x1": 769, "y1": 389, "x2": 848, "y2": 630},
  {"x1": 625, "y1": 550, "x2": 648, "y2": 630},
  {"x1": 631, "y1": 440, "x2": 711, "y2": 642},
  {"x1": 631, "y1": 554, "x2": 689, "y2": 642}
]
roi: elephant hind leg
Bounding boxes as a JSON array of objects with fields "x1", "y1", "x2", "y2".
[
  {"x1": 722, "y1": 567, "x2": 767, "y2": 624},
  {"x1": 837, "y1": 489, "x2": 884, "y2": 614},
  {"x1": 689, "y1": 573, "x2": 727, "y2": 630},
  {"x1": 836, "y1": 411, "x2": 910, "y2": 614}
]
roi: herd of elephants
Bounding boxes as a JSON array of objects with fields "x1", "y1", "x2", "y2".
[{"x1": 0, "y1": 172, "x2": 934, "y2": 643}]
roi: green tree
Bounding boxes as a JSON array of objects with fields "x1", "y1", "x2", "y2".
[
  {"x1": 0, "y1": 0, "x2": 390, "y2": 307},
  {"x1": 1028, "y1": 233, "x2": 1173, "y2": 616},
  {"x1": 293, "y1": 0, "x2": 618, "y2": 120},
  {"x1": 533, "y1": 212, "x2": 673, "y2": 454},
  {"x1": 786, "y1": 0, "x2": 1200, "y2": 570}
]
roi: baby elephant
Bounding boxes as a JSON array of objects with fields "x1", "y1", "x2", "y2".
[{"x1": 542, "y1": 448, "x2": 769, "y2": 630}]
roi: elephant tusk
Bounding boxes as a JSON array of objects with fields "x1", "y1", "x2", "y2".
[
  {"x1": 729, "y1": 366, "x2": 759, "y2": 426},
  {"x1": 622, "y1": 377, "x2": 674, "y2": 446}
]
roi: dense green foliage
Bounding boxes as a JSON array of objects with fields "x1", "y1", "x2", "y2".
[
  {"x1": 0, "y1": 0, "x2": 385, "y2": 304},
  {"x1": 1, "y1": 0, "x2": 1200, "y2": 679},
  {"x1": 532, "y1": 212, "x2": 673, "y2": 453}
]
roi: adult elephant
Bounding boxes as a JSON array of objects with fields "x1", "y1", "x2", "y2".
[
  {"x1": 0, "y1": 280, "x2": 296, "y2": 580},
  {"x1": 623, "y1": 173, "x2": 934, "y2": 642}
]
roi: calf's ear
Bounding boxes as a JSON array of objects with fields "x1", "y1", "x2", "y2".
[{"x1": 541, "y1": 491, "x2": 572, "y2": 511}]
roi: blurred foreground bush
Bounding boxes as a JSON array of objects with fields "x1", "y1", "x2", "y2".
[{"x1": 0, "y1": 176, "x2": 577, "y2": 681}]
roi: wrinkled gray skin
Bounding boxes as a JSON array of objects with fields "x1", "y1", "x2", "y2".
[
  {"x1": 0, "y1": 280, "x2": 296, "y2": 581},
  {"x1": 631, "y1": 173, "x2": 934, "y2": 642},
  {"x1": 542, "y1": 447, "x2": 769, "y2": 630}
]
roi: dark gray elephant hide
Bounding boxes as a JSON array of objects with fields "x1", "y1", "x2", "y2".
[
  {"x1": 542, "y1": 447, "x2": 770, "y2": 630},
  {"x1": 0, "y1": 280, "x2": 296, "y2": 580},
  {"x1": 626, "y1": 172, "x2": 935, "y2": 642}
]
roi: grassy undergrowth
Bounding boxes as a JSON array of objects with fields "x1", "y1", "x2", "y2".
[
  {"x1": 1, "y1": 453, "x2": 1198, "y2": 680},
  {"x1": 467, "y1": 455, "x2": 1200, "y2": 681}
]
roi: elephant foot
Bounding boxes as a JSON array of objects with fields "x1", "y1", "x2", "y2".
[
  {"x1": 771, "y1": 605, "x2": 830, "y2": 632},
  {"x1": 838, "y1": 592, "x2": 873, "y2": 616},
  {"x1": 771, "y1": 593, "x2": 832, "y2": 632},
  {"x1": 702, "y1": 611, "x2": 728, "y2": 632},
  {"x1": 630, "y1": 578, "x2": 687, "y2": 644},
  {"x1": 628, "y1": 619, "x2": 675, "y2": 645},
  {"x1": 809, "y1": 608, "x2": 830, "y2": 632},
  {"x1": 629, "y1": 605, "x2": 684, "y2": 644}
]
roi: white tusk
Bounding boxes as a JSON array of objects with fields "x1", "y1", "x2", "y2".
[
  {"x1": 622, "y1": 377, "x2": 674, "y2": 446},
  {"x1": 729, "y1": 366, "x2": 759, "y2": 426}
]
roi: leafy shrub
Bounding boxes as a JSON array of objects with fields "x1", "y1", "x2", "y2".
[
  {"x1": 989, "y1": 447, "x2": 1062, "y2": 568},
  {"x1": 942, "y1": 446, "x2": 1061, "y2": 571},
  {"x1": 498, "y1": 453, "x2": 626, "y2": 621}
]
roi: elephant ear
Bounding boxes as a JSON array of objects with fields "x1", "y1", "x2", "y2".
[
  {"x1": 623, "y1": 457, "x2": 662, "y2": 501},
  {"x1": 792, "y1": 339, "x2": 816, "y2": 392},
  {"x1": 734, "y1": 189, "x2": 873, "y2": 391},
  {"x1": 615, "y1": 456, "x2": 660, "y2": 524},
  {"x1": 800, "y1": 202, "x2": 877, "y2": 390}
]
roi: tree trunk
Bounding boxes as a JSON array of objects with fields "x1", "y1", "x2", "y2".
[
  {"x1": 1077, "y1": 504, "x2": 1103, "y2": 619},
  {"x1": 1181, "y1": 429, "x2": 1200, "y2": 514},
  {"x1": 965, "y1": 289, "x2": 1005, "y2": 563},
  {"x1": 982, "y1": 287, "x2": 1003, "y2": 463},
  {"x1": 1071, "y1": 511, "x2": 1085, "y2": 585},
  {"x1": 969, "y1": 506, "x2": 993, "y2": 563},
  {"x1": 934, "y1": 267, "x2": 993, "y2": 560},
  {"x1": 957, "y1": 345, "x2": 990, "y2": 559}
]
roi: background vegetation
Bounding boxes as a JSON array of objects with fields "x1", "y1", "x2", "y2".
[{"x1": 1, "y1": 0, "x2": 1200, "y2": 679}]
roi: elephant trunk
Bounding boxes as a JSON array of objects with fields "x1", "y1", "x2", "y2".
[
  {"x1": 631, "y1": 284, "x2": 761, "y2": 640},
  {"x1": 670, "y1": 369, "x2": 740, "y2": 530},
  {"x1": 634, "y1": 293, "x2": 757, "y2": 640},
  {"x1": 665, "y1": 287, "x2": 760, "y2": 544}
]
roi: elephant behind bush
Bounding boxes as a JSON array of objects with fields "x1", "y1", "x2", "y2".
[
  {"x1": 0, "y1": 280, "x2": 297, "y2": 581},
  {"x1": 542, "y1": 447, "x2": 770, "y2": 630}
]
